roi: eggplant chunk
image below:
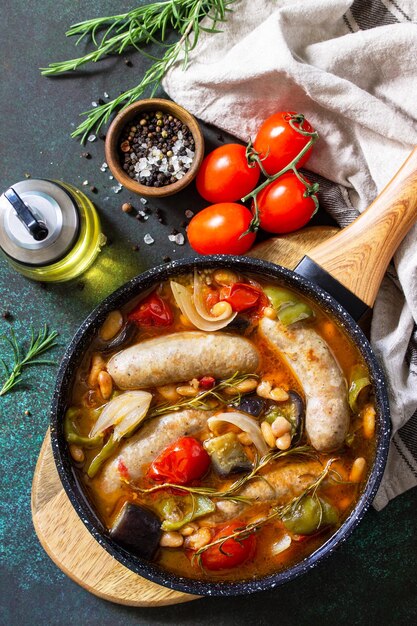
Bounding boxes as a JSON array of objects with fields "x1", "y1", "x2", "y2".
[
  {"x1": 205, "y1": 433, "x2": 252, "y2": 477},
  {"x1": 110, "y1": 502, "x2": 161, "y2": 559},
  {"x1": 259, "y1": 318, "x2": 350, "y2": 452},
  {"x1": 107, "y1": 331, "x2": 260, "y2": 389},
  {"x1": 231, "y1": 394, "x2": 266, "y2": 417}
]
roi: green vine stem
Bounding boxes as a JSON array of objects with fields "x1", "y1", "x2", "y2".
[{"x1": 242, "y1": 113, "x2": 320, "y2": 233}]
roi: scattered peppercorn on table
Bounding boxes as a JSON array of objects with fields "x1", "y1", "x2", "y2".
[{"x1": 0, "y1": 1, "x2": 416, "y2": 624}]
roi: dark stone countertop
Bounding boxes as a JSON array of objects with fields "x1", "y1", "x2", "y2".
[{"x1": 0, "y1": 2, "x2": 416, "y2": 625}]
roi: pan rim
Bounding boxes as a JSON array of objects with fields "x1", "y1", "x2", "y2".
[{"x1": 50, "y1": 254, "x2": 391, "y2": 596}]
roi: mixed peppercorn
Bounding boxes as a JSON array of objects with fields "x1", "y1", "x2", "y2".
[{"x1": 119, "y1": 111, "x2": 195, "y2": 187}]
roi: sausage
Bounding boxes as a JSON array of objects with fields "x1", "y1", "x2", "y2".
[
  {"x1": 97, "y1": 409, "x2": 212, "y2": 496},
  {"x1": 259, "y1": 318, "x2": 350, "y2": 451},
  {"x1": 202, "y1": 459, "x2": 324, "y2": 524},
  {"x1": 107, "y1": 331, "x2": 259, "y2": 389}
]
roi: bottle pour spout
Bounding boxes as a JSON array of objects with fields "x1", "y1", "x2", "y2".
[{"x1": 4, "y1": 187, "x2": 49, "y2": 241}]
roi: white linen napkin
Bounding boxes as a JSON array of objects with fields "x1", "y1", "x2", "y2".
[{"x1": 163, "y1": 0, "x2": 417, "y2": 509}]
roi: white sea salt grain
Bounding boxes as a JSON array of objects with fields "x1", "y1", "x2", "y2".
[
  {"x1": 111, "y1": 184, "x2": 123, "y2": 193},
  {"x1": 87, "y1": 134, "x2": 97, "y2": 142},
  {"x1": 175, "y1": 233, "x2": 185, "y2": 245},
  {"x1": 103, "y1": 91, "x2": 109, "y2": 98},
  {"x1": 168, "y1": 234, "x2": 176, "y2": 242},
  {"x1": 185, "y1": 209, "x2": 194, "y2": 218},
  {"x1": 91, "y1": 101, "x2": 98, "y2": 108},
  {"x1": 140, "y1": 198, "x2": 148, "y2": 205},
  {"x1": 100, "y1": 162, "x2": 108, "y2": 172},
  {"x1": 144, "y1": 234, "x2": 154, "y2": 245},
  {"x1": 82, "y1": 180, "x2": 88, "y2": 186}
]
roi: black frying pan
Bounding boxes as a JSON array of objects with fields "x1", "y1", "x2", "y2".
[{"x1": 50, "y1": 147, "x2": 417, "y2": 596}]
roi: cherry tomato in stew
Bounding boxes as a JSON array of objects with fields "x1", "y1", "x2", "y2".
[
  {"x1": 200, "y1": 522, "x2": 256, "y2": 570},
  {"x1": 254, "y1": 171, "x2": 317, "y2": 234},
  {"x1": 196, "y1": 144, "x2": 260, "y2": 203},
  {"x1": 254, "y1": 112, "x2": 315, "y2": 176},
  {"x1": 146, "y1": 437, "x2": 210, "y2": 485},
  {"x1": 187, "y1": 203, "x2": 256, "y2": 255},
  {"x1": 128, "y1": 291, "x2": 173, "y2": 327},
  {"x1": 224, "y1": 283, "x2": 263, "y2": 312}
]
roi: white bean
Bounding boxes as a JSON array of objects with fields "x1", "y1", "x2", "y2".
[
  {"x1": 271, "y1": 416, "x2": 292, "y2": 438},
  {"x1": 349, "y1": 457, "x2": 366, "y2": 483},
  {"x1": 98, "y1": 370, "x2": 113, "y2": 400},
  {"x1": 275, "y1": 432, "x2": 291, "y2": 450},
  {"x1": 261, "y1": 421, "x2": 276, "y2": 448},
  {"x1": 160, "y1": 532, "x2": 184, "y2": 548},
  {"x1": 184, "y1": 527, "x2": 212, "y2": 551},
  {"x1": 100, "y1": 310, "x2": 124, "y2": 341}
]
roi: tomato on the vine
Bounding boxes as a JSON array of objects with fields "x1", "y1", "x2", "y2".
[
  {"x1": 196, "y1": 144, "x2": 260, "y2": 203},
  {"x1": 187, "y1": 203, "x2": 256, "y2": 255},
  {"x1": 200, "y1": 522, "x2": 256, "y2": 571},
  {"x1": 253, "y1": 171, "x2": 317, "y2": 234},
  {"x1": 254, "y1": 112, "x2": 315, "y2": 176},
  {"x1": 146, "y1": 437, "x2": 210, "y2": 485}
]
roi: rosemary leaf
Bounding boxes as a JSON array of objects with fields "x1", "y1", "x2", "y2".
[
  {"x1": 0, "y1": 325, "x2": 59, "y2": 397},
  {"x1": 41, "y1": 0, "x2": 237, "y2": 141}
]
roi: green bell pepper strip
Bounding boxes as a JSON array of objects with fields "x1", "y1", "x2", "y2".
[
  {"x1": 159, "y1": 495, "x2": 215, "y2": 531},
  {"x1": 264, "y1": 287, "x2": 297, "y2": 310},
  {"x1": 282, "y1": 495, "x2": 338, "y2": 535},
  {"x1": 87, "y1": 433, "x2": 117, "y2": 478},
  {"x1": 64, "y1": 408, "x2": 103, "y2": 448},
  {"x1": 264, "y1": 286, "x2": 314, "y2": 326},
  {"x1": 278, "y1": 301, "x2": 314, "y2": 326},
  {"x1": 348, "y1": 364, "x2": 371, "y2": 412}
]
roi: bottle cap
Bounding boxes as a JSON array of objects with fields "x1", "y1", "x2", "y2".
[{"x1": 0, "y1": 179, "x2": 79, "y2": 266}]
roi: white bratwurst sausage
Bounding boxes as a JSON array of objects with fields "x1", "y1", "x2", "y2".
[
  {"x1": 98, "y1": 409, "x2": 212, "y2": 496},
  {"x1": 107, "y1": 331, "x2": 260, "y2": 389},
  {"x1": 259, "y1": 318, "x2": 350, "y2": 452}
]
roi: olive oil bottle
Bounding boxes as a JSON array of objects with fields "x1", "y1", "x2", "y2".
[{"x1": 0, "y1": 179, "x2": 106, "y2": 282}]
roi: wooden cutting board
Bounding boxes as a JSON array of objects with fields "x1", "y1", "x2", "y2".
[{"x1": 31, "y1": 226, "x2": 338, "y2": 607}]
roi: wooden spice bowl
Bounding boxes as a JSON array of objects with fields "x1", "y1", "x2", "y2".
[{"x1": 105, "y1": 98, "x2": 205, "y2": 198}]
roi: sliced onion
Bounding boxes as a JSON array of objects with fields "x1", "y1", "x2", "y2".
[
  {"x1": 90, "y1": 390, "x2": 152, "y2": 440},
  {"x1": 207, "y1": 411, "x2": 269, "y2": 456},
  {"x1": 271, "y1": 534, "x2": 292, "y2": 556},
  {"x1": 170, "y1": 281, "x2": 236, "y2": 331},
  {"x1": 193, "y1": 270, "x2": 233, "y2": 322}
]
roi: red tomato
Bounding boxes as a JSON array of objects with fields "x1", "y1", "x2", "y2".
[
  {"x1": 254, "y1": 112, "x2": 315, "y2": 175},
  {"x1": 200, "y1": 522, "x2": 256, "y2": 571},
  {"x1": 187, "y1": 203, "x2": 256, "y2": 255},
  {"x1": 146, "y1": 437, "x2": 210, "y2": 485},
  {"x1": 199, "y1": 376, "x2": 216, "y2": 390},
  {"x1": 196, "y1": 144, "x2": 260, "y2": 203},
  {"x1": 129, "y1": 291, "x2": 173, "y2": 327},
  {"x1": 224, "y1": 283, "x2": 261, "y2": 312},
  {"x1": 254, "y1": 172, "x2": 317, "y2": 234}
]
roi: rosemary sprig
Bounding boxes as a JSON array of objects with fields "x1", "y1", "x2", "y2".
[
  {"x1": 0, "y1": 325, "x2": 59, "y2": 397},
  {"x1": 41, "y1": 0, "x2": 237, "y2": 142},
  {"x1": 149, "y1": 372, "x2": 257, "y2": 418},
  {"x1": 124, "y1": 445, "x2": 315, "y2": 503},
  {"x1": 192, "y1": 458, "x2": 337, "y2": 568}
]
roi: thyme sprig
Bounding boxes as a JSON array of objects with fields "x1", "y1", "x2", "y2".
[
  {"x1": 124, "y1": 445, "x2": 315, "y2": 503},
  {"x1": 192, "y1": 458, "x2": 337, "y2": 568},
  {"x1": 0, "y1": 325, "x2": 59, "y2": 397},
  {"x1": 41, "y1": 0, "x2": 237, "y2": 142}
]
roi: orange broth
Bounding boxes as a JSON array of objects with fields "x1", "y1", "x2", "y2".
[{"x1": 66, "y1": 271, "x2": 376, "y2": 582}]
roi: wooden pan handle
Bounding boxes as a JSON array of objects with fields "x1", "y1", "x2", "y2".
[{"x1": 307, "y1": 147, "x2": 417, "y2": 307}]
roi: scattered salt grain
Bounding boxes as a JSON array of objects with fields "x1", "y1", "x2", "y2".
[
  {"x1": 87, "y1": 134, "x2": 97, "y2": 142},
  {"x1": 109, "y1": 175, "x2": 114, "y2": 180},
  {"x1": 103, "y1": 91, "x2": 109, "y2": 98},
  {"x1": 175, "y1": 233, "x2": 185, "y2": 245},
  {"x1": 100, "y1": 162, "x2": 108, "y2": 172},
  {"x1": 168, "y1": 234, "x2": 176, "y2": 242},
  {"x1": 140, "y1": 198, "x2": 148, "y2": 205},
  {"x1": 91, "y1": 101, "x2": 98, "y2": 108},
  {"x1": 111, "y1": 184, "x2": 123, "y2": 194},
  {"x1": 185, "y1": 209, "x2": 194, "y2": 219},
  {"x1": 144, "y1": 234, "x2": 154, "y2": 245},
  {"x1": 82, "y1": 180, "x2": 89, "y2": 186}
]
